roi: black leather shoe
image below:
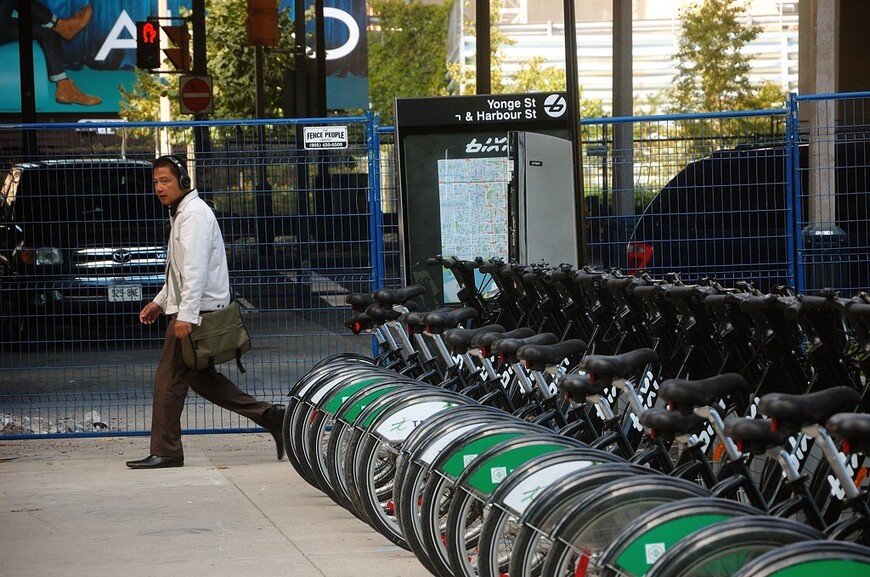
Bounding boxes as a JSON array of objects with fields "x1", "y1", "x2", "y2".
[
  {"x1": 262, "y1": 404, "x2": 286, "y2": 461},
  {"x1": 126, "y1": 455, "x2": 184, "y2": 469}
]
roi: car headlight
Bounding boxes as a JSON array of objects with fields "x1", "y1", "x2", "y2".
[{"x1": 19, "y1": 247, "x2": 64, "y2": 266}]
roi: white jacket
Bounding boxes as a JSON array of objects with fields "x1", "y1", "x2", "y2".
[{"x1": 153, "y1": 190, "x2": 231, "y2": 324}]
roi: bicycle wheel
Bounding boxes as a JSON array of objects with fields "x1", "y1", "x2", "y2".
[
  {"x1": 733, "y1": 540, "x2": 870, "y2": 577},
  {"x1": 541, "y1": 476, "x2": 710, "y2": 577},
  {"x1": 286, "y1": 362, "x2": 388, "y2": 474},
  {"x1": 477, "y1": 449, "x2": 628, "y2": 577},
  {"x1": 304, "y1": 374, "x2": 418, "y2": 500},
  {"x1": 395, "y1": 408, "x2": 519, "y2": 565},
  {"x1": 327, "y1": 383, "x2": 433, "y2": 516},
  {"x1": 394, "y1": 406, "x2": 517, "y2": 577},
  {"x1": 507, "y1": 463, "x2": 658, "y2": 577},
  {"x1": 444, "y1": 436, "x2": 601, "y2": 577},
  {"x1": 419, "y1": 423, "x2": 552, "y2": 577},
  {"x1": 596, "y1": 497, "x2": 761, "y2": 577},
  {"x1": 645, "y1": 516, "x2": 826, "y2": 577},
  {"x1": 350, "y1": 390, "x2": 473, "y2": 548},
  {"x1": 283, "y1": 359, "x2": 378, "y2": 483},
  {"x1": 291, "y1": 368, "x2": 396, "y2": 488},
  {"x1": 393, "y1": 404, "x2": 512, "y2": 505}
]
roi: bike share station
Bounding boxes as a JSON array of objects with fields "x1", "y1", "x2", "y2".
[{"x1": 393, "y1": 92, "x2": 582, "y2": 308}]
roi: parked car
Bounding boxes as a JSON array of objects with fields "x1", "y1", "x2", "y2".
[
  {"x1": 626, "y1": 138, "x2": 870, "y2": 293},
  {"x1": 0, "y1": 159, "x2": 167, "y2": 345}
]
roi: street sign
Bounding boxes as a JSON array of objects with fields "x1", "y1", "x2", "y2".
[
  {"x1": 303, "y1": 126, "x2": 348, "y2": 150},
  {"x1": 179, "y1": 75, "x2": 212, "y2": 115}
]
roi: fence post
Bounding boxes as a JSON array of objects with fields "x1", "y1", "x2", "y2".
[
  {"x1": 367, "y1": 113, "x2": 387, "y2": 358},
  {"x1": 786, "y1": 92, "x2": 802, "y2": 292}
]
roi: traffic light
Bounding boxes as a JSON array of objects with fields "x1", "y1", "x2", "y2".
[
  {"x1": 247, "y1": 0, "x2": 278, "y2": 47},
  {"x1": 162, "y1": 25, "x2": 191, "y2": 72},
  {"x1": 136, "y1": 21, "x2": 160, "y2": 69}
]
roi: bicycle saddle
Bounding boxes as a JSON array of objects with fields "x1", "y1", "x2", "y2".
[
  {"x1": 826, "y1": 413, "x2": 870, "y2": 454},
  {"x1": 364, "y1": 303, "x2": 403, "y2": 324},
  {"x1": 491, "y1": 332, "x2": 560, "y2": 363},
  {"x1": 444, "y1": 324, "x2": 506, "y2": 354},
  {"x1": 471, "y1": 327, "x2": 535, "y2": 356},
  {"x1": 759, "y1": 386, "x2": 861, "y2": 433},
  {"x1": 579, "y1": 348, "x2": 659, "y2": 382},
  {"x1": 660, "y1": 373, "x2": 749, "y2": 415},
  {"x1": 423, "y1": 307, "x2": 479, "y2": 334},
  {"x1": 640, "y1": 407, "x2": 706, "y2": 439},
  {"x1": 517, "y1": 339, "x2": 588, "y2": 369},
  {"x1": 723, "y1": 417, "x2": 790, "y2": 454},
  {"x1": 373, "y1": 284, "x2": 426, "y2": 306}
]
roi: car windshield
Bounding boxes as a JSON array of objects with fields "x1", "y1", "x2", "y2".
[{"x1": 13, "y1": 165, "x2": 165, "y2": 246}]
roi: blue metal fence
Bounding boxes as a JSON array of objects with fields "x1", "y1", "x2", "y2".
[{"x1": 1, "y1": 93, "x2": 868, "y2": 438}]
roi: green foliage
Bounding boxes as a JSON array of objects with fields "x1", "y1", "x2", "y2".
[
  {"x1": 205, "y1": 0, "x2": 295, "y2": 118},
  {"x1": 369, "y1": 0, "x2": 452, "y2": 124},
  {"x1": 119, "y1": 0, "x2": 295, "y2": 120},
  {"x1": 446, "y1": 0, "x2": 512, "y2": 96},
  {"x1": 118, "y1": 69, "x2": 167, "y2": 121},
  {"x1": 669, "y1": 0, "x2": 786, "y2": 113},
  {"x1": 513, "y1": 56, "x2": 563, "y2": 93}
]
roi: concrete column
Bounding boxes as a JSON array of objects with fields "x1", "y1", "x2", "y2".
[
  {"x1": 612, "y1": 0, "x2": 635, "y2": 259},
  {"x1": 807, "y1": 0, "x2": 837, "y2": 226}
]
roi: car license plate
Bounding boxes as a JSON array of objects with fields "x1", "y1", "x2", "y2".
[{"x1": 108, "y1": 284, "x2": 142, "y2": 302}]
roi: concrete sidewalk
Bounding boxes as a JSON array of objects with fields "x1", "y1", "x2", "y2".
[{"x1": 0, "y1": 433, "x2": 426, "y2": 577}]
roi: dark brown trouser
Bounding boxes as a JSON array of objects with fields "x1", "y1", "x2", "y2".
[{"x1": 149, "y1": 319, "x2": 271, "y2": 457}]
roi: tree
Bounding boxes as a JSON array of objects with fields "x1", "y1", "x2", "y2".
[
  {"x1": 445, "y1": 0, "x2": 512, "y2": 96},
  {"x1": 669, "y1": 0, "x2": 786, "y2": 113},
  {"x1": 119, "y1": 0, "x2": 295, "y2": 121},
  {"x1": 368, "y1": 0, "x2": 452, "y2": 124},
  {"x1": 512, "y1": 56, "x2": 604, "y2": 120}
]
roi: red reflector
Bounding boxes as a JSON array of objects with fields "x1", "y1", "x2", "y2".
[
  {"x1": 19, "y1": 249, "x2": 35, "y2": 265},
  {"x1": 352, "y1": 322, "x2": 362, "y2": 334},
  {"x1": 626, "y1": 242, "x2": 654, "y2": 275},
  {"x1": 575, "y1": 548, "x2": 592, "y2": 577}
]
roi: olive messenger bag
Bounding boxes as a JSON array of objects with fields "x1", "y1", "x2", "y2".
[{"x1": 168, "y1": 262, "x2": 251, "y2": 372}]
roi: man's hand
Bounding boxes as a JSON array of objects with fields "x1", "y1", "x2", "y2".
[
  {"x1": 139, "y1": 302, "x2": 163, "y2": 325},
  {"x1": 174, "y1": 319, "x2": 193, "y2": 339}
]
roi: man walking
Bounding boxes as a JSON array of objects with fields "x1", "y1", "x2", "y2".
[{"x1": 127, "y1": 155, "x2": 285, "y2": 470}]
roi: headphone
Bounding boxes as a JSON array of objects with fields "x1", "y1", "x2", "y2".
[{"x1": 161, "y1": 155, "x2": 191, "y2": 190}]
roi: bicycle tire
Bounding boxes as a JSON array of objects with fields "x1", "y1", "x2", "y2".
[
  {"x1": 644, "y1": 516, "x2": 825, "y2": 577},
  {"x1": 394, "y1": 408, "x2": 519, "y2": 563},
  {"x1": 350, "y1": 390, "x2": 474, "y2": 548},
  {"x1": 541, "y1": 476, "x2": 710, "y2": 577},
  {"x1": 444, "y1": 436, "x2": 599, "y2": 577},
  {"x1": 286, "y1": 368, "x2": 367, "y2": 486},
  {"x1": 283, "y1": 359, "x2": 378, "y2": 483},
  {"x1": 476, "y1": 449, "x2": 627, "y2": 577},
  {"x1": 290, "y1": 368, "x2": 400, "y2": 488},
  {"x1": 324, "y1": 382, "x2": 419, "y2": 515},
  {"x1": 596, "y1": 497, "x2": 761, "y2": 577},
  {"x1": 733, "y1": 540, "x2": 870, "y2": 577},
  {"x1": 418, "y1": 423, "x2": 552, "y2": 577},
  {"x1": 507, "y1": 463, "x2": 658, "y2": 577},
  {"x1": 304, "y1": 375, "x2": 419, "y2": 501}
]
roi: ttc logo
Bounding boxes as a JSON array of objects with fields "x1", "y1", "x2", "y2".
[{"x1": 543, "y1": 94, "x2": 567, "y2": 118}]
